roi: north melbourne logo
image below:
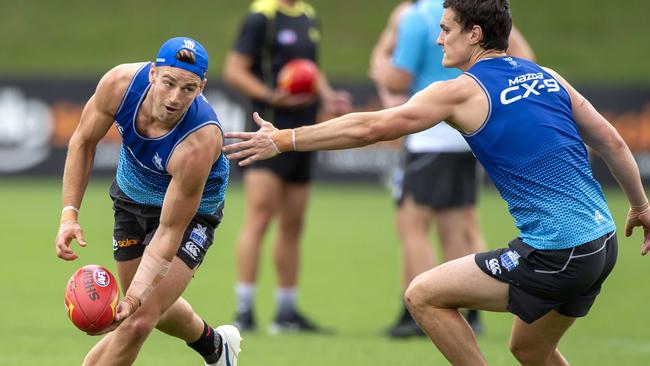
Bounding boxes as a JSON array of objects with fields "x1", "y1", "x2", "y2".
[
  {"x1": 183, "y1": 39, "x2": 196, "y2": 51},
  {"x1": 190, "y1": 224, "x2": 208, "y2": 248},
  {"x1": 500, "y1": 250, "x2": 521, "y2": 272},
  {"x1": 152, "y1": 152, "x2": 164, "y2": 170}
]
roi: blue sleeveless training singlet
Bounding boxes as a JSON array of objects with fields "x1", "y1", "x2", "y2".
[
  {"x1": 463, "y1": 57, "x2": 615, "y2": 250},
  {"x1": 113, "y1": 63, "x2": 229, "y2": 214}
]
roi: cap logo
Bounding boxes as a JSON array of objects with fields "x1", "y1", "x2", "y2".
[
  {"x1": 183, "y1": 39, "x2": 196, "y2": 51},
  {"x1": 156, "y1": 37, "x2": 208, "y2": 79}
]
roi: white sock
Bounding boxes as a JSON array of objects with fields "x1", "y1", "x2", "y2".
[
  {"x1": 235, "y1": 283, "x2": 256, "y2": 313},
  {"x1": 276, "y1": 287, "x2": 297, "y2": 315}
]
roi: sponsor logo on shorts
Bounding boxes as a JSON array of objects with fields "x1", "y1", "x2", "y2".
[
  {"x1": 190, "y1": 224, "x2": 208, "y2": 248},
  {"x1": 182, "y1": 241, "x2": 201, "y2": 261},
  {"x1": 487, "y1": 258, "x2": 502, "y2": 275},
  {"x1": 93, "y1": 269, "x2": 110, "y2": 288},
  {"x1": 500, "y1": 250, "x2": 521, "y2": 272},
  {"x1": 112, "y1": 237, "x2": 140, "y2": 251}
]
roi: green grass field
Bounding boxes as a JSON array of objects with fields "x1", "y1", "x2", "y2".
[
  {"x1": 0, "y1": 0, "x2": 648, "y2": 83},
  {"x1": 1, "y1": 179, "x2": 649, "y2": 365}
]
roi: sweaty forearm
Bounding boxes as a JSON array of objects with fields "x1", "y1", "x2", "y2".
[{"x1": 272, "y1": 111, "x2": 386, "y2": 152}]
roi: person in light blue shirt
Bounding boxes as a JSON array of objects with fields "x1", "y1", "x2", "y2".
[{"x1": 224, "y1": 1, "x2": 650, "y2": 364}]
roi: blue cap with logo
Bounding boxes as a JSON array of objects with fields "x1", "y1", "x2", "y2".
[{"x1": 155, "y1": 37, "x2": 208, "y2": 79}]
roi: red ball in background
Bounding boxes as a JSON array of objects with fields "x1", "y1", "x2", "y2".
[
  {"x1": 277, "y1": 59, "x2": 319, "y2": 95},
  {"x1": 64, "y1": 264, "x2": 120, "y2": 332}
]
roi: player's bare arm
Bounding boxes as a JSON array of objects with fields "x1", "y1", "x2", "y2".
[
  {"x1": 118, "y1": 125, "x2": 223, "y2": 319},
  {"x1": 548, "y1": 67, "x2": 650, "y2": 253},
  {"x1": 506, "y1": 26, "x2": 536, "y2": 61},
  {"x1": 224, "y1": 51, "x2": 312, "y2": 108},
  {"x1": 224, "y1": 75, "x2": 480, "y2": 166},
  {"x1": 55, "y1": 63, "x2": 144, "y2": 261},
  {"x1": 316, "y1": 73, "x2": 353, "y2": 116}
]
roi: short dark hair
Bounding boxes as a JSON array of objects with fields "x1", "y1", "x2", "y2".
[
  {"x1": 443, "y1": 0, "x2": 512, "y2": 51},
  {"x1": 176, "y1": 49, "x2": 196, "y2": 64}
]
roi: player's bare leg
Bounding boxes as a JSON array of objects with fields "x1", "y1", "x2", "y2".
[
  {"x1": 395, "y1": 195, "x2": 436, "y2": 289},
  {"x1": 436, "y1": 207, "x2": 487, "y2": 334},
  {"x1": 236, "y1": 170, "x2": 282, "y2": 284},
  {"x1": 274, "y1": 182, "x2": 310, "y2": 288},
  {"x1": 509, "y1": 311, "x2": 574, "y2": 366},
  {"x1": 405, "y1": 255, "x2": 508, "y2": 365},
  {"x1": 270, "y1": 181, "x2": 324, "y2": 332},
  {"x1": 436, "y1": 207, "x2": 484, "y2": 261},
  {"x1": 83, "y1": 257, "x2": 199, "y2": 365},
  {"x1": 234, "y1": 169, "x2": 282, "y2": 329}
]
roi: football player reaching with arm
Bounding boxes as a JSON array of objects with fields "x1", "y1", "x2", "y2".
[
  {"x1": 55, "y1": 37, "x2": 240, "y2": 366},
  {"x1": 225, "y1": 1, "x2": 650, "y2": 364}
]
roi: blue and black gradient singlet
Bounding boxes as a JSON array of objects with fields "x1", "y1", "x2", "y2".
[
  {"x1": 463, "y1": 57, "x2": 615, "y2": 250},
  {"x1": 112, "y1": 63, "x2": 229, "y2": 215}
]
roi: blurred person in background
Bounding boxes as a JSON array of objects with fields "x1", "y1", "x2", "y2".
[
  {"x1": 54, "y1": 37, "x2": 240, "y2": 366},
  {"x1": 369, "y1": 1, "x2": 413, "y2": 110},
  {"x1": 219, "y1": 0, "x2": 643, "y2": 363},
  {"x1": 370, "y1": 0, "x2": 535, "y2": 338},
  {"x1": 223, "y1": 0, "x2": 352, "y2": 334}
]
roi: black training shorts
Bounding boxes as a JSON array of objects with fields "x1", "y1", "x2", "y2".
[
  {"x1": 110, "y1": 182, "x2": 223, "y2": 270},
  {"x1": 398, "y1": 151, "x2": 478, "y2": 209},
  {"x1": 475, "y1": 232, "x2": 617, "y2": 323}
]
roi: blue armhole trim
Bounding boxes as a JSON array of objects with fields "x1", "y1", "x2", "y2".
[
  {"x1": 115, "y1": 63, "x2": 149, "y2": 118},
  {"x1": 462, "y1": 72, "x2": 492, "y2": 137},
  {"x1": 165, "y1": 121, "x2": 224, "y2": 169}
]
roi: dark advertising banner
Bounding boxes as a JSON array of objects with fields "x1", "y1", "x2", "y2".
[{"x1": 1, "y1": 78, "x2": 649, "y2": 185}]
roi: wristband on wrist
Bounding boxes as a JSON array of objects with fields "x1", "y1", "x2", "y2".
[
  {"x1": 62, "y1": 205, "x2": 79, "y2": 214},
  {"x1": 291, "y1": 129, "x2": 297, "y2": 151},
  {"x1": 61, "y1": 205, "x2": 79, "y2": 224}
]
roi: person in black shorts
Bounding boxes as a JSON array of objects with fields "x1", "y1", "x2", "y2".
[
  {"x1": 370, "y1": 0, "x2": 535, "y2": 339},
  {"x1": 223, "y1": 0, "x2": 650, "y2": 363},
  {"x1": 54, "y1": 37, "x2": 240, "y2": 366},
  {"x1": 223, "y1": 0, "x2": 351, "y2": 333}
]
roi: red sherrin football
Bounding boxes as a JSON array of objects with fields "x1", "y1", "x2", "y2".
[
  {"x1": 277, "y1": 59, "x2": 319, "y2": 95},
  {"x1": 64, "y1": 264, "x2": 120, "y2": 332}
]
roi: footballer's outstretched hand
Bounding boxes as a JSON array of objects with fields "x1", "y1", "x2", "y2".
[
  {"x1": 55, "y1": 221, "x2": 87, "y2": 261},
  {"x1": 624, "y1": 203, "x2": 650, "y2": 255},
  {"x1": 224, "y1": 112, "x2": 282, "y2": 166}
]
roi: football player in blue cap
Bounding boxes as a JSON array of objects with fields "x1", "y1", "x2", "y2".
[{"x1": 55, "y1": 37, "x2": 240, "y2": 366}]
